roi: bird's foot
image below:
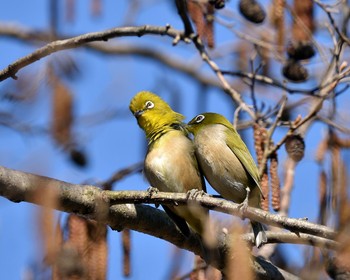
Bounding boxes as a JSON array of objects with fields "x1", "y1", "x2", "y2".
[
  {"x1": 186, "y1": 189, "x2": 205, "y2": 200},
  {"x1": 147, "y1": 187, "x2": 160, "y2": 208},
  {"x1": 238, "y1": 187, "x2": 251, "y2": 216},
  {"x1": 147, "y1": 186, "x2": 159, "y2": 196}
]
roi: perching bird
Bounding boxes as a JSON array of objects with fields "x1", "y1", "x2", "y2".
[
  {"x1": 187, "y1": 112, "x2": 267, "y2": 247},
  {"x1": 129, "y1": 91, "x2": 208, "y2": 236}
]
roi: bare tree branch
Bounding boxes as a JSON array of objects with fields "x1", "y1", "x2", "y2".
[
  {"x1": 0, "y1": 24, "x2": 185, "y2": 81},
  {"x1": 0, "y1": 165, "x2": 336, "y2": 244},
  {"x1": 2, "y1": 23, "x2": 349, "y2": 100},
  {"x1": 0, "y1": 165, "x2": 306, "y2": 279}
]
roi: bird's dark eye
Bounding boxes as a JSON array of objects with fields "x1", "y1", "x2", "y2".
[
  {"x1": 145, "y1": 101, "x2": 154, "y2": 109},
  {"x1": 195, "y1": 114, "x2": 205, "y2": 123}
]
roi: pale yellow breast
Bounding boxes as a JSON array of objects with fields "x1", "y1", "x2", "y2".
[{"x1": 144, "y1": 130, "x2": 203, "y2": 193}]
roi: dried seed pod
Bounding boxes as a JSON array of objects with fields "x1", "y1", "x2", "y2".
[
  {"x1": 318, "y1": 170, "x2": 327, "y2": 225},
  {"x1": 239, "y1": 0, "x2": 266, "y2": 24},
  {"x1": 206, "y1": 3, "x2": 215, "y2": 48},
  {"x1": 86, "y1": 221, "x2": 108, "y2": 280},
  {"x1": 123, "y1": 229, "x2": 131, "y2": 277},
  {"x1": 51, "y1": 73, "x2": 73, "y2": 147},
  {"x1": 54, "y1": 245, "x2": 85, "y2": 278},
  {"x1": 51, "y1": 221, "x2": 64, "y2": 280},
  {"x1": 209, "y1": 0, "x2": 226, "y2": 9},
  {"x1": 338, "y1": 163, "x2": 348, "y2": 230},
  {"x1": 292, "y1": 0, "x2": 314, "y2": 42},
  {"x1": 253, "y1": 124, "x2": 267, "y2": 166},
  {"x1": 282, "y1": 60, "x2": 308, "y2": 82},
  {"x1": 35, "y1": 185, "x2": 60, "y2": 265},
  {"x1": 331, "y1": 146, "x2": 340, "y2": 210},
  {"x1": 270, "y1": 0, "x2": 285, "y2": 53},
  {"x1": 67, "y1": 214, "x2": 89, "y2": 255},
  {"x1": 227, "y1": 222, "x2": 254, "y2": 280},
  {"x1": 285, "y1": 134, "x2": 305, "y2": 162},
  {"x1": 260, "y1": 171, "x2": 269, "y2": 212},
  {"x1": 188, "y1": 0, "x2": 216, "y2": 48},
  {"x1": 187, "y1": 1, "x2": 205, "y2": 40},
  {"x1": 287, "y1": 41, "x2": 315, "y2": 60},
  {"x1": 270, "y1": 152, "x2": 281, "y2": 212},
  {"x1": 69, "y1": 148, "x2": 87, "y2": 167}
]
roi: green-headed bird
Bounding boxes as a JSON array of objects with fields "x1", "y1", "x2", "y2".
[
  {"x1": 129, "y1": 91, "x2": 208, "y2": 236},
  {"x1": 187, "y1": 112, "x2": 267, "y2": 247}
]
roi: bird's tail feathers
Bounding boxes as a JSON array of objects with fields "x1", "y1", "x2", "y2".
[{"x1": 251, "y1": 222, "x2": 267, "y2": 248}]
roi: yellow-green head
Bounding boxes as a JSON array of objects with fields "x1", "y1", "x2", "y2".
[
  {"x1": 187, "y1": 112, "x2": 233, "y2": 134},
  {"x1": 129, "y1": 91, "x2": 185, "y2": 141}
]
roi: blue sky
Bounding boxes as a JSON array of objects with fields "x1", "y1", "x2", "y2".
[{"x1": 0, "y1": 0, "x2": 333, "y2": 279}]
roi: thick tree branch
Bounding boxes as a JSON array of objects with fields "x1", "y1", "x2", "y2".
[
  {"x1": 104, "y1": 190, "x2": 336, "y2": 240},
  {"x1": 0, "y1": 165, "x2": 337, "y2": 242},
  {"x1": 0, "y1": 165, "x2": 305, "y2": 279}
]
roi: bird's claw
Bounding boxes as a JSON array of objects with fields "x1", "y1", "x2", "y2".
[
  {"x1": 147, "y1": 187, "x2": 159, "y2": 208},
  {"x1": 238, "y1": 187, "x2": 251, "y2": 216},
  {"x1": 238, "y1": 199, "x2": 249, "y2": 216},
  {"x1": 147, "y1": 186, "x2": 159, "y2": 196},
  {"x1": 186, "y1": 189, "x2": 205, "y2": 200}
]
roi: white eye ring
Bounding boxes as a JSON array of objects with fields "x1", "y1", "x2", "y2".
[
  {"x1": 195, "y1": 114, "x2": 205, "y2": 123},
  {"x1": 145, "y1": 101, "x2": 154, "y2": 109}
]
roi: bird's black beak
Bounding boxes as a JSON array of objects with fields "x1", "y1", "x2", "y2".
[{"x1": 134, "y1": 110, "x2": 143, "y2": 118}]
